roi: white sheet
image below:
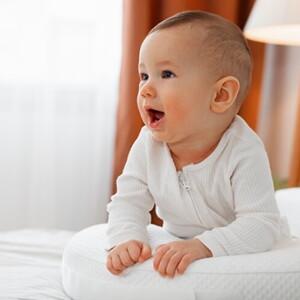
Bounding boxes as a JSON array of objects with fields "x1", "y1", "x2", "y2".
[{"x1": 0, "y1": 228, "x2": 75, "y2": 299}]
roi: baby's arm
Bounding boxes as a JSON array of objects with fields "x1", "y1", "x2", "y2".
[
  {"x1": 106, "y1": 128, "x2": 154, "y2": 258},
  {"x1": 197, "y1": 143, "x2": 281, "y2": 257},
  {"x1": 153, "y1": 239, "x2": 212, "y2": 278},
  {"x1": 106, "y1": 240, "x2": 152, "y2": 275}
]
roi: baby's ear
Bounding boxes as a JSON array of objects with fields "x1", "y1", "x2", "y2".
[{"x1": 210, "y1": 76, "x2": 240, "y2": 113}]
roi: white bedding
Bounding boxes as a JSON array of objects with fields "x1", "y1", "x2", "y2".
[
  {"x1": 0, "y1": 228, "x2": 75, "y2": 299},
  {"x1": 0, "y1": 188, "x2": 299, "y2": 299},
  {"x1": 62, "y1": 188, "x2": 300, "y2": 300}
]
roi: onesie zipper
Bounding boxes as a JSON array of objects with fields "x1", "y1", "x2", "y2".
[{"x1": 178, "y1": 172, "x2": 204, "y2": 225}]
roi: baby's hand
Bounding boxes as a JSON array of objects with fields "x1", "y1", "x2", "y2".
[
  {"x1": 106, "y1": 240, "x2": 152, "y2": 275},
  {"x1": 153, "y1": 239, "x2": 212, "y2": 278}
]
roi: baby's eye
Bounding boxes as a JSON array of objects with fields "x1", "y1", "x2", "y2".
[
  {"x1": 162, "y1": 70, "x2": 175, "y2": 79},
  {"x1": 140, "y1": 73, "x2": 149, "y2": 81}
]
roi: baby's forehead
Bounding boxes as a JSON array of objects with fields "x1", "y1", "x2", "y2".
[
  {"x1": 143, "y1": 23, "x2": 208, "y2": 52},
  {"x1": 139, "y1": 24, "x2": 214, "y2": 76},
  {"x1": 147, "y1": 24, "x2": 209, "y2": 59},
  {"x1": 154, "y1": 22, "x2": 208, "y2": 39}
]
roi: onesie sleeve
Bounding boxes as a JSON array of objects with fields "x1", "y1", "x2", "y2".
[
  {"x1": 197, "y1": 142, "x2": 281, "y2": 257},
  {"x1": 106, "y1": 127, "x2": 154, "y2": 250}
]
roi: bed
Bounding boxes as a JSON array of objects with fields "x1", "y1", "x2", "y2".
[
  {"x1": 0, "y1": 188, "x2": 299, "y2": 299},
  {"x1": 0, "y1": 228, "x2": 75, "y2": 299}
]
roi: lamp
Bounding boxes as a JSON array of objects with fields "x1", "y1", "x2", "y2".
[{"x1": 244, "y1": 0, "x2": 300, "y2": 187}]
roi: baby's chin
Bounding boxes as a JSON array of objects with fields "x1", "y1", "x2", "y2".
[{"x1": 147, "y1": 128, "x2": 167, "y2": 142}]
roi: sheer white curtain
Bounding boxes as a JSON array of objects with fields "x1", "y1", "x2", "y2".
[{"x1": 0, "y1": 0, "x2": 122, "y2": 230}]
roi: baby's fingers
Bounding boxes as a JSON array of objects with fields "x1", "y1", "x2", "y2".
[
  {"x1": 139, "y1": 243, "x2": 152, "y2": 262},
  {"x1": 177, "y1": 254, "x2": 192, "y2": 275},
  {"x1": 127, "y1": 243, "x2": 142, "y2": 262},
  {"x1": 112, "y1": 254, "x2": 127, "y2": 271},
  {"x1": 106, "y1": 255, "x2": 123, "y2": 275},
  {"x1": 153, "y1": 245, "x2": 169, "y2": 271},
  {"x1": 119, "y1": 250, "x2": 135, "y2": 267},
  {"x1": 166, "y1": 252, "x2": 182, "y2": 278}
]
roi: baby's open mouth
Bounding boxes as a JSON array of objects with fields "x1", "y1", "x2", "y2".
[{"x1": 146, "y1": 108, "x2": 165, "y2": 126}]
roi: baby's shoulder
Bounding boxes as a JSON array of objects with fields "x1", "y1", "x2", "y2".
[
  {"x1": 222, "y1": 116, "x2": 267, "y2": 167},
  {"x1": 227, "y1": 116, "x2": 263, "y2": 148}
]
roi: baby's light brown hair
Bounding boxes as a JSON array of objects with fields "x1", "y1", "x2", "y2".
[{"x1": 148, "y1": 11, "x2": 253, "y2": 106}]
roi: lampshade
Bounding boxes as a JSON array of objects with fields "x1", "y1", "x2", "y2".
[{"x1": 244, "y1": 0, "x2": 300, "y2": 46}]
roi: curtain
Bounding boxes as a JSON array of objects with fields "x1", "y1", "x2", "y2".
[
  {"x1": 112, "y1": 0, "x2": 265, "y2": 225},
  {"x1": 0, "y1": 0, "x2": 122, "y2": 231}
]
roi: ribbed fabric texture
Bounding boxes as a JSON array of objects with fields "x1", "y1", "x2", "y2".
[{"x1": 107, "y1": 116, "x2": 282, "y2": 256}]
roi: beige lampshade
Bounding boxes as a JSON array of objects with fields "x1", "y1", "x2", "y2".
[{"x1": 244, "y1": 0, "x2": 300, "y2": 45}]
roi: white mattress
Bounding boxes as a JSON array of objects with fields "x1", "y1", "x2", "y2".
[
  {"x1": 62, "y1": 223, "x2": 300, "y2": 300},
  {"x1": 276, "y1": 188, "x2": 300, "y2": 237},
  {"x1": 0, "y1": 228, "x2": 75, "y2": 299}
]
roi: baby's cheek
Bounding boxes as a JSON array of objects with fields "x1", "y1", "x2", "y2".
[{"x1": 137, "y1": 105, "x2": 146, "y2": 120}]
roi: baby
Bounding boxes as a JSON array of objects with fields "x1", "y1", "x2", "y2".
[{"x1": 106, "y1": 10, "x2": 281, "y2": 278}]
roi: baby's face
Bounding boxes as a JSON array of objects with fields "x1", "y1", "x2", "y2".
[{"x1": 137, "y1": 25, "x2": 218, "y2": 145}]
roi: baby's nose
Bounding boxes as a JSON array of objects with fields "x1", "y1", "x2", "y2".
[{"x1": 140, "y1": 81, "x2": 156, "y2": 98}]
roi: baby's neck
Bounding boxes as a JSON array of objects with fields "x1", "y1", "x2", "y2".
[
  {"x1": 168, "y1": 115, "x2": 235, "y2": 171},
  {"x1": 169, "y1": 139, "x2": 219, "y2": 171}
]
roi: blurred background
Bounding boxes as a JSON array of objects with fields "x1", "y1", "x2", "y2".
[
  {"x1": 0, "y1": 0, "x2": 122, "y2": 230},
  {"x1": 0, "y1": 0, "x2": 299, "y2": 231}
]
